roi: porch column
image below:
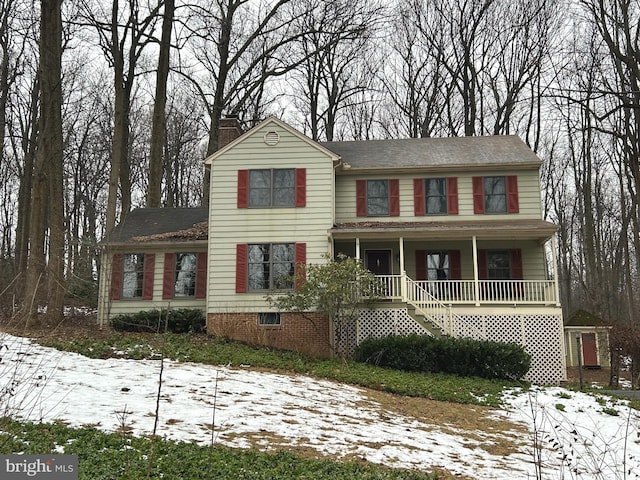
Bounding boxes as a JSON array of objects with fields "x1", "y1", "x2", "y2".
[
  {"x1": 355, "y1": 237, "x2": 361, "y2": 260},
  {"x1": 399, "y1": 237, "x2": 406, "y2": 300},
  {"x1": 551, "y1": 233, "x2": 561, "y2": 306},
  {"x1": 472, "y1": 235, "x2": 480, "y2": 306}
]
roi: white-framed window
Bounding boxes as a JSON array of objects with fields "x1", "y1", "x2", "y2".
[
  {"x1": 249, "y1": 169, "x2": 295, "y2": 207},
  {"x1": 425, "y1": 178, "x2": 447, "y2": 214},
  {"x1": 487, "y1": 250, "x2": 511, "y2": 279},
  {"x1": 426, "y1": 251, "x2": 450, "y2": 280},
  {"x1": 174, "y1": 253, "x2": 197, "y2": 297},
  {"x1": 258, "y1": 312, "x2": 281, "y2": 326},
  {"x1": 483, "y1": 176, "x2": 507, "y2": 213},
  {"x1": 122, "y1": 253, "x2": 145, "y2": 298},
  {"x1": 366, "y1": 179, "x2": 389, "y2": 215},
  {"x1": 248, "y1": 243, "x2": 295, "y2": 291}
]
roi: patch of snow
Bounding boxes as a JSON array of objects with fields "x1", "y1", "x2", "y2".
[{"x1": 1, "y1": 333, "x2": 639, "y2": 479}]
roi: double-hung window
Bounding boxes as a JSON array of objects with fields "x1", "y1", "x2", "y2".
[
  {"x1": 426, "y1": 251, "x2": 450, "y2": 280},
  {"x1": 122, "y1": 254, "x2": 145, "y2": 298},
  {"x1": 110, "y1": 252, "x2": 155, "y2": 300},
  {"x1": 174, "y1": 253, "x2": 197, "y2": 297},
  {"x1": 161, "y1": 252, "x2": 207, "y2": 299},
  {"x1": 478, "y1": 249, "x2": 523, "y2": 280},
  {"x1": 487, "y1": 250, "x2": 511, "y2": 279},
  {"x1": 413, "y1": 178, "x2": 458, "y2": 215},
  {"x1": 356, "y1": 179, "x2": 400, "y2": 216},
  {"x1": 367, "y1": 180, "x2": 389, "y2": 215},
  {"x1": 238, "y1": 168, "x2": 306, "y2": 208},
  {"x1": 249, "y1": 169, "x2": 295, "y2": 207},
  {"x1": 483, "y1": 177, "x2": 507, "y2": 213},
  {"x1": 248, "y1": 243, "x2": 295, "y2": 291},
  {"x1": 236, "y1": 243, "x2": 306, "y2": 293},
  {"x1": 472, "y1": 175, "x2": 519, "y2": 214}
]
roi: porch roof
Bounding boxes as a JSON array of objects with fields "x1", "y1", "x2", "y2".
[{"x1": 330, "y1": 219, "x2": 557, "y2": 242}]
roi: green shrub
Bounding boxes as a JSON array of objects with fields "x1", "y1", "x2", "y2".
[
  {"x1": 354, "y1": 334, "x2": 531, "y2": 381},
  {"x1": 111, "y1": 309, "x2": 205, "y2": 334}
]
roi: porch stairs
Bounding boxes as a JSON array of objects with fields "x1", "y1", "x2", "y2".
[{"x1": 403, "y1": 277, "x2": 486, "y2": 340}]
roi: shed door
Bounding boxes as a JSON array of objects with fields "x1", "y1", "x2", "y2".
[{"x1": 581, "y1": 333, "x2": 599, "y2": 367}]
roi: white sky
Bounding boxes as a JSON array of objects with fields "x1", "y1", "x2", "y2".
[{"x1": 1, "y1": 334, "x2": 639, "y2": 479}]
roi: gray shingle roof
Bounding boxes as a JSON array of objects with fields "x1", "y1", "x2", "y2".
[
  {"x1": 104, "y1": 208, "x2": 208, "y2": 244},
  {"x1": 320, "y1": 135, "x2": 540, "y2": 170}
]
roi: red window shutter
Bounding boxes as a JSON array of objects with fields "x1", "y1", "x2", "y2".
[
  {"x1": 478, "y1": 249, "x2": 488, "y2": 279},
  {"x1": 236, "y1": 244, "x2": 248, "y2": 293},
  {"x1": 109, "y1": 253, "x2": 124, "y2": 300},
  {"x1": 237, "y1": 169, "x2": 249, "y2": 208},
  {"x1": 447, "y1": 177, "x2": 459, "y2": 214},
  {"x1": 449, "y1": 250, "x2": 461, "y2": 279},
  {"x1": 472, "y1": 176, "x2": 484, "y2": 214},
  {"x1": 389, "y1": 179, "x2": 400, "y2": 216},
  {"x1": 294, "y1": 242, "x2": 307, "y2": 290},
  {"x1": 142, "y1": 253, "x2": 155, "y2": 300},
  {"x1": 413, "y1": 179, "x2": 425, "y2": 216},
  {"x1": 415, "y1": 250, "x2": 427, "y2": 280},
  {"x1": 295, "y1": 168, "x2": 306, "y2": 207},
  {"x1": 507, "y1": 175, "x2": 519, "y2": 213},
  {"x1": 511, "y1": 248, "x2": 523, "y2": 279},
  {"x1": 195, "y1": 252, "x2": 207, "y2": 299},
  {"x1": 356, "y1": 179, "x2": 367, "y2": 216},
  {"x1": 162, "y1": 253, "x2": 175, "y2": 299}
]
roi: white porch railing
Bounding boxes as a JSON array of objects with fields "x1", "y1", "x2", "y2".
[{"x1": 374, "y1": 275, "x2": 558, "y2": 305}]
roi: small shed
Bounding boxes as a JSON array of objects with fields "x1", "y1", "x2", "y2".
[{"x1": 564, "y1": 309, "x2": 611, "y2": 368}]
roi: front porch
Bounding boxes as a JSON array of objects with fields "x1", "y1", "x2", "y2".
[{"x1": 375, "y1": 274, "x2": 558, "y2": 306}]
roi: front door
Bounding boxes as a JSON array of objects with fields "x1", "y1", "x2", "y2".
[
  {"x1": 365, "y1": 250, "x2": 392, "y2": 275},
  {"x1": 581, "y1": 332, "x2": 599, "y2": 367}
]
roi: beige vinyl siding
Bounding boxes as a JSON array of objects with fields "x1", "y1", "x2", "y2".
[
  {"x1": 207, "y1": 123, "x2": 335, "y2": 313},
  {"x1": 99, "y1": 250, "x2": 206, "y2": 323},
  {"x1": 335, "y1": 168, "x2": 543, "y2": 222}
]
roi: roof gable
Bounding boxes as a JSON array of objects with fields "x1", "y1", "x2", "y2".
[{"x1": 204, "y1": 116, "x2": 340, "y2": 165}]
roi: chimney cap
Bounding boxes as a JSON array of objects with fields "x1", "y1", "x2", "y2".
[{"x1": 223, "y1": 112, "x2": 239, "y2": 119}]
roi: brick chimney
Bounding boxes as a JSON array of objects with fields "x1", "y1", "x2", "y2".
[{"x1": 218, "y1": 114, "x2": 243, "y2": 149}]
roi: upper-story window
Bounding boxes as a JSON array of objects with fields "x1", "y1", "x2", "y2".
[
  {"x1": 413, "y1": 178, "x2": 458, "y2": 215},
  {"x1": 356, "y1": 179, "x2": 400, "y2": 217},
  {"x1": 237, "y1": 168, "x2": 306, "y2": 208},
  {"x1": 472, "y1": 175, "x2": 519, "y2": 214},
  {"x1": 250, "y1": 169, "x2": 294, "y2": 207}
]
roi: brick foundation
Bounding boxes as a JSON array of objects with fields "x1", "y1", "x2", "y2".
[{"x1": 207, "y1": 312, "x2": 331, "y2": 358}]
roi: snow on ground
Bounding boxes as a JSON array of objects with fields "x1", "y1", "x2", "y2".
[{"x1": 1, "y1": 334, "x2": 639, "y2": 479}]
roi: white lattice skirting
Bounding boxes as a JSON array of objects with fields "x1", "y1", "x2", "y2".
[{"x1": 341, "y1": 308, "x2": 565, "y2": 385}]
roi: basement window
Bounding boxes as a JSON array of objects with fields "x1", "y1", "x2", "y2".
[{"x1": 258, "y1": 312, "x2": 281, "y2": 326}]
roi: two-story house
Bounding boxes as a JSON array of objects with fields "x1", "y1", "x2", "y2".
[{"x1": 98, "y1": 116, "x2": 565, "y2": 384}]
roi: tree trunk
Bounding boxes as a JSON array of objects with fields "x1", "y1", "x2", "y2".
[
  {"x1": 147, "y1": 0, "x2": 174, "y2": 207},
  {"x1": 23, "y1": 0, "x2": 65, "y2": 325}
]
